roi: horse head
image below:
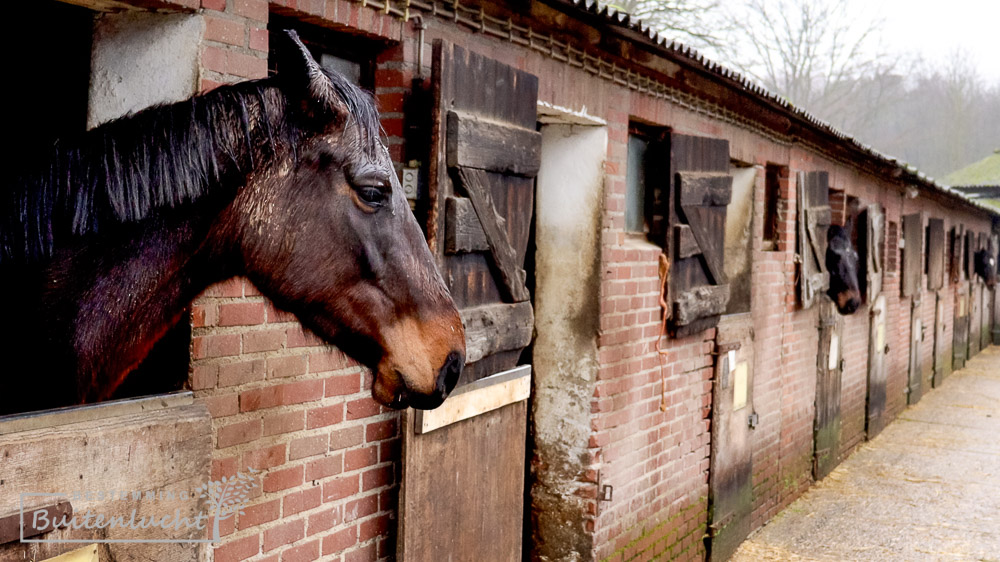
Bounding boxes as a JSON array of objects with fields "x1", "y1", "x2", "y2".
[
  {"x1": 226, "y1": 31, "x2": 464, "y2": 410},
  {"x1": 974, "y1": 247, "x2": 998, "y2": 288},
  {"x1": 826, "y1": 214, "x2": 861, "y2": 315}
]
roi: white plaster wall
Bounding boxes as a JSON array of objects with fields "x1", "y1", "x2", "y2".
[
  {"x1": 531, "y1": 122, "x2": 607, "y2": 558},
  {"x1": 88, "y1": 11, "x2": 204, "y2": 128}
]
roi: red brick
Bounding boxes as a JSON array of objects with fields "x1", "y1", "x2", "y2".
[
  {"x1": 204, "y1": 14, "x2": 245, "y2": 46},
  {"x1": 287, "y1": 326, "x2": 323, "y2": 347},
  {"x1": 212, "y1": 456, "x2": 238, "y2": 481},
  {"x1": 263, "y1": 518, "x2": 305, "y2": 552},
  {"x1": 344, "y1": 542, "x2": 377, "y2": 562},
  {"x1": 379, "y1": 438, "x2": 399, "y2": 463},
  {"x1": 325, "y1": 373, "x2": 361, "y2": 396},
  {"x1": 214, "y1": 533, "x2": 259, "y2": 562},
  {"x1": 290, "y1": 434, "x2": 328, "y2": 461},
  {"x1": 219, "y1": 302, "x2": 266, "y2": 326},
  {"x1": 233, "y1": 0, "x2": 268, "y2": 22},
  {"x1": 346, "y1": 398, "x2": 380, "y2": 420},
  {"x1": 200, "y1": 78, "x2": 225, "y2": 93},
  {"x1": 192, "y1": 334, "x2": 240, "y2": 359},
  {"x1": 307, "y1": 507, "x2": 340, "y2": 536},
  {"x1": 238, "y1": 499, "x2": 280, "y2": 530},
  {"x1": 263, "y1": 411, "x2": 305, "y2": 437},
  {"x1": 329, "y1": 426, "x2": 364, "y2": 451},
  {"x1": 202, "y1": 45, "x2": 230, "y2": 75},
  {"x1": 242, "y1": 444, "x2": 286, "y2": 471},
  {"x1": 202, "y1": 0, "x2": 226, "y2": 10},
  {"x1": 192, "y1": 303, "x2": 218, "y2": 327},
  {"x1": 202, "y1": 393, "x2": 239, "y2": 418},
  {"x1": 201, "y1": 278, "x2": 243, "y2": 297},
  {"x1": 375, "y1": 92, "x2": 405, "y2": 113},
  {"x1": 321, "y1": 525, "x2": 358, "y2": 556},
  {"x1": 322, "y1": 474, "x2": 359, "y2": 502},
  {"x1": 191, "y1": 364, "x2": 218, "y2": 390},
  {"x1": 281, "y1": 539, "x2": 320, "y2": 562},
  {"x1": 343, "y1": 494, "x2": 378, "y2": 523},
  {"x1": 240, "y1": 387, "x2": 280, "y2": 412},
  {"x1": 220, "y1": 360, "x2": 266, "y2": 387},
  {"x1": 306, "y1": 404, "x2": 344, "y2": 429},
  {"x1": 249, "y1": 26, "x2": 269, "y2": 53},
  {"x1": 365, "y1": 419, "x2": 396, "y2": 442},
  {"x1": 263, "y1": 465, "x2": 303, "y2": 493},
  {"x1": 362, "y1": 465, "x2": 393, "y2": 491},
  {"x1": 267, "y1": 355, "x2": 308, "y2": 379},
  {"x1": 244, "y1": 329, "x2": 285, "y2": 353},
  {"x1": 305, "y1": 453, "x2": 343, "y2": 481},
  {"x1": 283, "y1": 486, "x2": 322, "y2": 516},
  {"x1": 218, "y1": 419, "x2": 262, "y2": 448},
  {"x1": 281, "y1": 379, "x2": 325, "y2": 405},
  {"x1": 374, "y1": 69, "x2": 409, "y2": 89},
  {"x1": 310, "y1": 351, "x2": 346, "y2": 373},
  {"x1": 267, "y1": 303, "x2": 297, "y2": 323},
  {"x1": 344, "y1": 446, "x2": 377, "y2": 472},
  {"x1": 359, "y1": 514, "x2": 390, "y2": 542}
]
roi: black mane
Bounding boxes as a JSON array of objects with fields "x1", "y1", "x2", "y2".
[{"x1": 1, "y1": 69, "x2": 382, "y2": 264}]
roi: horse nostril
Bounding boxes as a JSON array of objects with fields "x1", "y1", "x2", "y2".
[{"x1": 436, "y1": 351, "x2": 464, "y2": 398}]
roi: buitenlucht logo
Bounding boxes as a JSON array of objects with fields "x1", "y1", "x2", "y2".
[{"x1": 18, "y1": 468, "x2": 258, "y2": 544}]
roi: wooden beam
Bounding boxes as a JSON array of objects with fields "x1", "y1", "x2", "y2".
[
  {"x1": 444, "y1": 197, "x2": 489, "y2": 254},
  {"x1": 673, "y1": 284, "x2": 730, "y2": 326},
  {"x1": 674, "y1": 224, "x2": 701, "y2": 259},
  {"x1": 414, "y1": 365, "x2": 531, "y2": 434},
  {"x1": 456, "y1": 168, "x2": 531, "y2": 302},
  {"x1": 461, "y1": 302, "x2": 534, "y2": 364},
  {"x1": 676, "y1": 172, "x2": 733, "y2": 206},
  {"x1": 447, "y1": 110, "x2": 542, "y2": 177}
]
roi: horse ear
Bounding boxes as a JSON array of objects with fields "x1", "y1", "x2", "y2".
[{"x1": 277, "y1": 30, "x2": 347, "y2": 122}]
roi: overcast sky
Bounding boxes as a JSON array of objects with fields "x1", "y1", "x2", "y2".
[{"x1": 873, "y1": 0, "x2": 999, "y2": 85}]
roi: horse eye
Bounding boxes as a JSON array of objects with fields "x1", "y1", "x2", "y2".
[{"x1": 357, "y1": 185, "x2": 387, "y2": 207}]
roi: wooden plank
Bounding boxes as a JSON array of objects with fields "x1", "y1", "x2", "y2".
[
  {"x1": 0, "y1": 500, "x2": 72, "y2": 544},
  {"x1": 0, "y1": 391, "x2": 193, "y2": 435},
  {"x1": 674, "y1": 284, "x2": 730, "y2": 326},
  {"x1": 814, "y1": 301, "x2": 843, "y2": 480},
  {"x1": 461, "y1": 302, "x2": 534, "y2": 364},
  {"x1": 444, "y1": 196, "x2": 489, "y2": 254},
  {"x1": 446, "y1": 110, "x2": 542, "y2": 177},
  {"x1": 797, "y1": 171, "x2": 831, "y2": 308},
  {"x1": 949, "y1": 227, "x2": 962, "y2": 284},
  {"x1": 927, "y1": 218, "x2": 945, "y2": 290},
  {"x1": 415, "y1": 365, "x2": 530, "y2": 433},
  {"x1": 675, "y1": 224, "x2": 701, "y2": 259},
  {"x1": 902, "y1": 213, "x2": 923, "y2": 297},
  {"x1": 677, "y1": 172, "x2": 733, "y2": 206},
  {"x1": 867, "y1": 295, "x2": 889, "y2": 438},
  {"x1": 456, "y1": 167, "x2": 530, "y2": 302}
]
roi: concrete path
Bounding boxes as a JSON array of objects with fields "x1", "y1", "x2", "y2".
[{"x1": 732, "y1": 346, "x2": 1000, "y2": 562}]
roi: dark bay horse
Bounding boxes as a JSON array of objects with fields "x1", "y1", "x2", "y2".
[
  {"x1": 0, "y1": 31, "x2": 464, "y2": 415},
  {"x1": 826, "y1": 214, "x2": 862, "y2": 315}
]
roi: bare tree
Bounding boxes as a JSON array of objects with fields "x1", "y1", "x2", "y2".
[
  {"x1": 601, "y1": 0, "x2": 730, "y2": 50},
  {"x1": 725, "y1": 0, "x2": 897, "y2": 119}
]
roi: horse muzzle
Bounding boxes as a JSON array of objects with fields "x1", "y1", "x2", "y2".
[{"x1": 375, "y1": 350, "x2": 464, "y2": 410}]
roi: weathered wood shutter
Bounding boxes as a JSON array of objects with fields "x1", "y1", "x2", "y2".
[
  {"x1": 814, "y1": 301, "x2": 844, "y2": 480},
  {"x1": 901, "y1": 213, "x2": 923, "y2": 297},
  {"x1": 796, "y1": 171, "x2": 831, "y2": 309},
  {"x1": 859, "y1": 205, "x2": 884, "y2": 303},
  {"x1": 965, "y1": 230, "x2": 976, "y2": 281},
  {"x1": 927, "y1": 218, "x2": 945, "y2": 290},
  {"x1": 667, "y1": 134, "x2": 732, "y2": 337},
  {"x1": 399, "y1": 41, "x2": 538, "y2": 561}
]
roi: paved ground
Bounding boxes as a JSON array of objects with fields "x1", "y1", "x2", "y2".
[{"x1": 732, "y1": 345, "x2": 1000, "y2": 562}]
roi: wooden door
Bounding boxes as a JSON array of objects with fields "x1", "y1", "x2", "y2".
[
  {"x1": 666, "y1": 134, "x2": 733, "y2": 337},
  {"x1": 859, "y1": 205, "x2": 884, "y2": 303},
  {"x1": 796, "y1": 171, "x2": 831, "y2": 309},
  {"x1": 901, "y1": 213, "x2": 923, "y2": 298},
  {"x1": 970, "y1": 278, "x2": 983, "y2": 358},
  {"x1": 933, "y1": 292, "x2": 949, "y2": 387},
  {"x1": 867, "y1": 295, "x2": 889, "y2": 438},
  {"x1": 814, "y1": 301, "x2": 844, "y2": 480},
  {"x1": 399, "y1": 41, "x2": 539, "y2": 561},
  {"x1": 953, "y1": 283, "x2": 970, "y2": 370},
  {"x1": 708, "y1": 314, "x2": 754, "y2": 562},
  {"x1": 907, "y1": 297, "x2": 924, "y2": 404}
]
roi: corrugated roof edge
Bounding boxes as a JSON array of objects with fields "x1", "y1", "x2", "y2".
[{"x1": 566, "y1": 0, "x2": 1000, "y2": 217}]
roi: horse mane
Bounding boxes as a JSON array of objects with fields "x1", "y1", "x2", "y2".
[{"x1": 1, "y1": 68, "x2": 382, "y2": 265}]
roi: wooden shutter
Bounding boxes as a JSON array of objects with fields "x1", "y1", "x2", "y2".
[
  {"x1": 901, "y1": 213, "x2": 923, "y2": 297},
  {"x1": 927, "y1": 218, "x2": 945, "y2": 290},
  {"x1": 400, "y1": 42, "x2": 538, "y2": 562},
  {"x1": 859, "y1": 205, "x2": 884, "y2": 302},
  {"x1": 667, "y1": 134, "x2": 732, "y2": 337},
  {"x1": 965, "y1": 231, "x2": 975, "y2": 281},
  {"x1": 796, "y1": 171, "x2": 831, "y2": 309}
]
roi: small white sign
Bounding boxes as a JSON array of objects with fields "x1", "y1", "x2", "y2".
[
  {"x1": 829, "y1": 333, "x2": 840, "y2": 371},
  {"x1": 733, "y1": 362, "x2": 748, "y2": 410}
]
